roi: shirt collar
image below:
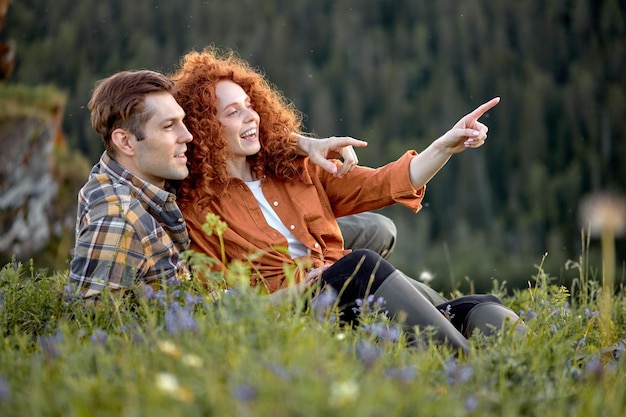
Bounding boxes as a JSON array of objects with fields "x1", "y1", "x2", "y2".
[{"x1": 99, "y1": 151, "x2": 175, "y2": 210}]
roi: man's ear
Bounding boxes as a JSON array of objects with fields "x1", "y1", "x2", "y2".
[{"x1": 111, "y1": 128, "x2": 135, "y2": 157}]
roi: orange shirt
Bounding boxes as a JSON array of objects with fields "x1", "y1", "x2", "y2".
[{"x1": 183, "y1": 150, "x2": 425, "y2": 293}]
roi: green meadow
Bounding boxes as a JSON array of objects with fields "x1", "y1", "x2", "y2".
[{"x1": 0, "y1": 248, "x2": 624, "y2": 417}]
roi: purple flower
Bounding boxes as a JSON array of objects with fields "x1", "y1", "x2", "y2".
[
  {"x1": 519, "y1": 308, "x2": 536, "y2": 320},
  {"x1": 0, "y1": 375, "x2": 10, "y2": 402},
  {"x1": 384, "y1": 366, "x2": 416, "y2": 382},
  {"x1": 164, "y1": 277, "x2": 180, "y2": 288},
  {"x1": 439, "y1": 304, "x2": 455, "y2": 320},
  {"x1": 362, "y1": 323, "x2": 402, "y2": 343},
  {"x1": 63, "y1": 284, "x2": 78, "y2": 302},
  {"x1": 165, "y1": 302, "x2": 198, "y2": 335},
  {"x1": 356, "y1": 341, "x2": 381, "y2": 369},
  {"x1": 572, "y1": 336, "x2": 586, "y2": 349},
  {"x1": 144, "y1": 286, "x2": 166, "y2": 305},
  {"x1": 231, "y1": 383, "x2": 257, "y2": 402},
  {"x1": 311, "y1": 288, "x2": 338, "y2": 322},
  {"x1": 444, "y1": 359, "x2": 474, "y2": 386},
  {"x1": 184, "y1": 292, "x2": 204, "y2": 306},
  {"x1": 352, "y1": 294, "x2": 385, "y2": 315},
  {"x1": 90, "y1": 329, "x2": 108, "y2": 346},
  {"x1": 465, "y1": 395, "x2": 478, "y2": 412},
  {"x1": 585, "y1": 355, "x2": 604, "y2": 380},
  {"x1": 38, "y1": 331, "x2": 64, "y2": 360},
  {"x1": 584, "y1": 309, "x2": 599, "y2": 319},
  {"x1": 266, "y1": 362, "x2": 291, "y2": 380}
]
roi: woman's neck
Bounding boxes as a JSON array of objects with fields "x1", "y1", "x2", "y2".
[{"x1": 227, "y1": 158, "x2": 256, "y2": 182}]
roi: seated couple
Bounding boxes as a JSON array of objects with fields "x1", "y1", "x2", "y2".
[{"x1": 70, "y1": 49, "x2": 525, "y2": 355}]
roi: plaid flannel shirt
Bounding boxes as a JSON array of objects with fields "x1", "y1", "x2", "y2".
[{"x1": 69, "y1": 152, "x2": 190, "y2": 297}]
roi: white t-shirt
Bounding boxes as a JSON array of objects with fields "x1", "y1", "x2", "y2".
[{"x1": 245, "y1": 180, "x2": 308, "y2": 258}]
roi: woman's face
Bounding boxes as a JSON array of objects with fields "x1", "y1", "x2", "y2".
[{"x1": 215, "y1": 80, "x2": 261, "y2": 160}]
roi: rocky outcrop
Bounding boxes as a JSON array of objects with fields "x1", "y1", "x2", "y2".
[
  {"x1": 0, "y1": 85, "x2": 90, "y2": 266},
  {"x1": 0, "y1": 114, "x2": 59, "y2": 258}
]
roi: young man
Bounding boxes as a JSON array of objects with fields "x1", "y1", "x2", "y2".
[
  {"x1": 69, "y1": 69, "x2": 395, "y2": 299},
  {"x1": 69, "y1": 70, "x2": 192, "y2": 298}
]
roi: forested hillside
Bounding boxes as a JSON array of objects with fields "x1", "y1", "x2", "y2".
[{"x1": 3, "y1": 0, "x2": 625, "y2": 291}]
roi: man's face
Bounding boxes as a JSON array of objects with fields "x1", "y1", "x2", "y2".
[{"x1": 128, "y1": 92, "x2": 193, "y2": 188}]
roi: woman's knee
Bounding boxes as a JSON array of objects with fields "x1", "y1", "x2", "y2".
[{"x1": 341, "y1": 249, "x2": 395, "y2": 277}]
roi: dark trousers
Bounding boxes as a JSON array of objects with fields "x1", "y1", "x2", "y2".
[{"x1": 320, "y1": 249, "x2": 504, "y2": 334}]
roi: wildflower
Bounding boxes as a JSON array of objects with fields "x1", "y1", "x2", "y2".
[
  {"x1": 184, "y1": 291, "x2": 204, "y2": 306},
  {"x1": 465, "y1": 395, "x2": 479, "y2": 412},
  {"x1": 156, "y1": 373, "x2": 179, "y2": 394},
  {"x1": 155, "y1": 373, "x2": 194, "y2": 402},
  {"x1": 361, "y1": 322, "x2": 402, "y2": 343},
  {"x1": 164, "y1": 302, "x2": 198, "y2": 335},
  {"x1": 328, "y1": 379, "x2": 360, "y2": 407},
  {"x1": 356, "y1": 341, "x2": 381, "y2": 369},
  {"x1": 157, "y1": 340, "x2": 182, "y2": 358},
  {"x1": 311, "y1": 287, "x2": 338, "y2": 322},
  {"x1": 584, "y1": 308, "x2": 599, "y2": 319},
  {"x1": 0, "y1": 375, "x2": 10, "y2": 402},
  {"x1": 419, "y1": 270, "x2": 434, "y2": 284},
  {"x1": 182, "y1": 354, "x2": 203, "y2": 368},
  {"x1": 89, "y1": 329, "x2": 108, "y2": 346},
  {"x1": 144, "y1": 286, "x2": 166, "y2": 305},
  {"x1": 519, "y1": 308, "x2": 536, "y2": 320},
  {"x1": 384, "y1": 366, "x2": 416, "y2": 382},
  {"x1": 580, "y1": 193, "x2": 626, "y2": 347},
  {"x1": 38, "y1": 330, "x2": 64, "y2": 360},
  {"x1": 352, "y1": 294, "x2": 385, "y2": 315},
  {"x1": 439, "y1": 304, "x2": 455, "y2": 321},
  {"x1": 266, "y1": 362, "x2": 291, "y2": 380},
  {"x1": 550, "y1": 324, "x2": 558, "y2": 333},
  {"x1": 231, "y1": 383, "x2": 257, "y2": 402},
  {"x1": 63, "y1": 284, "x2": 78, "y2": 302},
  {"x1": 164, "y1": 277, "x2": 180, "y2": 288},
  {"x1": 579, "y1": 193, "x2": 626, "y2": 238},
  {"x1": 572, "y1": 336, "x2": 586, "y2": 349},
  {"x1": 444, "y1": 359, "x2": 474, "y2": 386},
  {"x1": 584, "y1": 355, "x2": 604, "y2": 380},
  {"x1": 202, "y1": 212, "x2": 228, "y2": 236}
]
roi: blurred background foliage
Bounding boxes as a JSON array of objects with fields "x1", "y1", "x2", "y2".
[{"x1": 3, "y1": 0, "x2": 625, "y2": 292}]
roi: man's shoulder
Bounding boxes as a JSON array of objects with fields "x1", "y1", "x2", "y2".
[{"x1": 79, "y1": 172, "x2": 139, "y2": 219}]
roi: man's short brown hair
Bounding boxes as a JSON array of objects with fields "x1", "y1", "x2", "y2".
[{"x1": 88, "y1": 70, "x2": 175, "y2": 154}]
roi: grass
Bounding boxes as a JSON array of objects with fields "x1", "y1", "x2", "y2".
[{"x1": 0, "y1": 256, "x2": 624, "y2": 417}]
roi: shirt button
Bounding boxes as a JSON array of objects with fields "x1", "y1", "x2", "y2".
[
  {"x1": 314, "y1": 243, "x2": 320, "y2": 248},
  {"x1": 289, "y1": 225, "x2": 295, "y2": 230},
  {"x1": 177, "y1": 218, "x2": 184, "y2": 223},
  {"x1": 273, "y1": 201, "x2": 279, "y2": 206}
]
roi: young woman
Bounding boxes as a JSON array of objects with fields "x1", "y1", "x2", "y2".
[{"x1": 171, "y1": 48, "x2": 524, "y2": 355}]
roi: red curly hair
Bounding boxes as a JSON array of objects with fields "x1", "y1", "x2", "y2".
[{"x1": 171, "y1": 47, "x2": 304, "y2": 209}]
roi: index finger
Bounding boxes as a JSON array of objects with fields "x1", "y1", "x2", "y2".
[
  {"x1": 330, "y1": 136, "x2": 368, "y2": 149},
  {"x1": 467, "y1": 97, "x2": 500, "y2": 121}
]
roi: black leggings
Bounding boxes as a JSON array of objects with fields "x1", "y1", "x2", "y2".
[
  {"x1": 320, "y1": 249, "x2": 395, "y2": 323},
  {"x1": 435, "y1": 295, "x2": 504, "y2": 336},
  {"x1": 320, "y1": 249, "x2": 504, "y2": 333}
]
